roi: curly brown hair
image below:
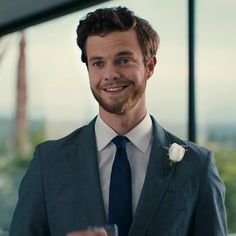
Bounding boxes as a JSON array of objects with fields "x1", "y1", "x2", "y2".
[{"x1": 76, "y1": 6, "x2": 160, "y2": 65}]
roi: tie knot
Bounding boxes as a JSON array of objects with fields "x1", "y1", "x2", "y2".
[{"x1": 112, "y1": 136, "x2": 129, "y2": 149}]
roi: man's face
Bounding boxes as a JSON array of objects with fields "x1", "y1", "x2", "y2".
[{"x1": 86, "y1": 29, "x2": 155, "y2": 115}]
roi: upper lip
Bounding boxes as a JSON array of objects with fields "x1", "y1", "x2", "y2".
[{"x1": 101, "y1": 82, "x2": 131, "y2": 90}]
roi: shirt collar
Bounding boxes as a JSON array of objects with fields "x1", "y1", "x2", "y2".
[
  {"x1": 126, "y1": 113, "x2": 153, "y2": 153},
  {"x1": 95, "y1": 115, "x2": 117, "y2": 152},
  {"x1": 95, "y1": 113, "x2": 153, "y2": 153}
]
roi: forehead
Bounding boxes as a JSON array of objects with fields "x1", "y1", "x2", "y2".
[{"x1": 86, "y1": 29, "x2": 143, "y2": 59}]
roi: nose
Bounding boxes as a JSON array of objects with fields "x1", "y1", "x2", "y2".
[{"x1": 104, "y1": 63, "x2": 121, "y2": 81}]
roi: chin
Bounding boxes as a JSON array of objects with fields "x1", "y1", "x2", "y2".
[{"x1": 101, "y1": 100, "x2": 138, "y2": 115}]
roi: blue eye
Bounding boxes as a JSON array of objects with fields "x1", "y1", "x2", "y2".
[{"x1": 119, "y1": 58, "x2": 131, "y2": 64}]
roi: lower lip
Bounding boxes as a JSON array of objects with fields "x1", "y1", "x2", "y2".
[{"x1": 104, "y1": 86, "x2": 129, "y2": 93}]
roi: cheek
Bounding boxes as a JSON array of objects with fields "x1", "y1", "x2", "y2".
[
  {"x1": 126, "y1": 65, "x2": 145, "y2": 78},
  {"x1": 131, "y1": 71, "x2": 146, "y2": 83},
  {"x1": 88, "y1": 72, "x2": 99, "y2": 86}
]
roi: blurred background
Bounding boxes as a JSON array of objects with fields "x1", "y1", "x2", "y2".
[{"x1": 0, "y1": 0, "x2": 235, "y2": 234}]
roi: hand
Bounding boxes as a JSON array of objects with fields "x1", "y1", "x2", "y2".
[{"x1": 67, "y1": 229, "x2": 108, "y2": 236}]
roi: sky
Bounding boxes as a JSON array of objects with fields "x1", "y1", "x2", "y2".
[{"x1": 0, "y1": 0, "x2": 235, "y2": 138}]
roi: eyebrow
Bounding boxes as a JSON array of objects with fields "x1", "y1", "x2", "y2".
[
  {"x1": 88, "y1": 56, "x2": 103, "y2": 63},
  {"x1": 88, "y1": 51, "x2": 135, "y2": 63},
  {"x1": 116, "y1": 51, "x2": 135, "y2": 57}
]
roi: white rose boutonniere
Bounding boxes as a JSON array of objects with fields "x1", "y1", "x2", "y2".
[{"x1": 168, "y1": 143, "x2": 186, "y2": 166}]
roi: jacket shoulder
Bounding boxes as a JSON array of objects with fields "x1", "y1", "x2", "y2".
[
  {"x1": 34, "y1": 117, "x2": 96, "y2": 160},
  {"x1": 38, "y1": 126, "x2": 84, "y2": 150}
]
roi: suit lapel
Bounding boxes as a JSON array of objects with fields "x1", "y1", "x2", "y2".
[
  {"x1": 129, "y1": 117, "x2": 174, "y2": 236},
  {"x1": 65, "y1": 116, "x2": 175, "y2": 233},
  {"x1": 70, "y1": 117, "x2": 107, "y2": 227}
]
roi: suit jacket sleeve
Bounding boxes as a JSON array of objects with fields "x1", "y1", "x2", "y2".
[
  {"x1": 9, "y1": 145, "x2": 50, "y2": 236},
  {"x1": 190, "y1": 150, "x2": 228, "y2": 235}
]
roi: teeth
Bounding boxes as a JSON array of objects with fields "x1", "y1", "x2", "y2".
[{"x1": 105, "y1": 86, "x2": 124, "y2": 92}]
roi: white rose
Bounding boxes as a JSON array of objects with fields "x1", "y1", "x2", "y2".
[{"x1": 169, "y1": 143, "x2": 185, "y2": 163}]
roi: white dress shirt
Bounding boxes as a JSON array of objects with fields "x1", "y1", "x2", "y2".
[{"x1": 95, "y1": 113, "x2": 153, "y2": 217}]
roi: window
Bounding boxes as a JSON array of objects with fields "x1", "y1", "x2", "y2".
[{"x1": 196, "y1": 0, "x2": 236, "y2": 232}]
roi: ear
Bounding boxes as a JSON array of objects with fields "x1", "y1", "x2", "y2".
[{"x1": 146, "y1": 56, "x2": 157, "y2": 79}]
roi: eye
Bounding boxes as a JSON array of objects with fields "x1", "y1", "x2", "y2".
[
  {"x1": 92, "y1": 60, "x2": 104, "y2": 68},
  {"x1": 118, "y1": 57, "x2": 131, "y2": 65}
]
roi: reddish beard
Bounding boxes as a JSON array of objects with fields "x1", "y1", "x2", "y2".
[{"x1": 90, "y1": 81, "x2": 146, "y2": 114}]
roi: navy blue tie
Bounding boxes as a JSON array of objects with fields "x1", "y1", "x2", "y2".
[{"x1": 109, "y1": 136, "x2": 132, "y2": 236}]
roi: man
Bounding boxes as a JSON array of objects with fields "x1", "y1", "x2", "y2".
[{"x1": 10, "y1": 6, "x2": 227, "y2": 236}]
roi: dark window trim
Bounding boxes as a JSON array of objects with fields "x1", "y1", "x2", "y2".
[
  {"x1": 188, "y1": 0, "x2": 196, "y2": 142},
  {"x1": 0, "y1": 0, "x2": 110, "y2": 37}
]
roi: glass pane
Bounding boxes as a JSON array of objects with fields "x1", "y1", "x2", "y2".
[
  {"x1": 0, "y1": 0, "x2": 187, "y2": 232},
  {"x1": 196, "y1": 0, "x2": 236, "y2": 233}
]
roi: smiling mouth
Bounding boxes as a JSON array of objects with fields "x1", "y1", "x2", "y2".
[{"x1": 103, "y1": 85, "x2": 130, "y2": 92}]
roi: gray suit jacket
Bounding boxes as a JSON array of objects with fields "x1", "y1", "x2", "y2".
[{"x1": 10, "y1": 116, "x2": 227, "y2": 236}]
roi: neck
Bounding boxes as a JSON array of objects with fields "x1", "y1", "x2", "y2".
[{"x1": 99, "y1": 100, "x2": 147, "y2": 135}]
